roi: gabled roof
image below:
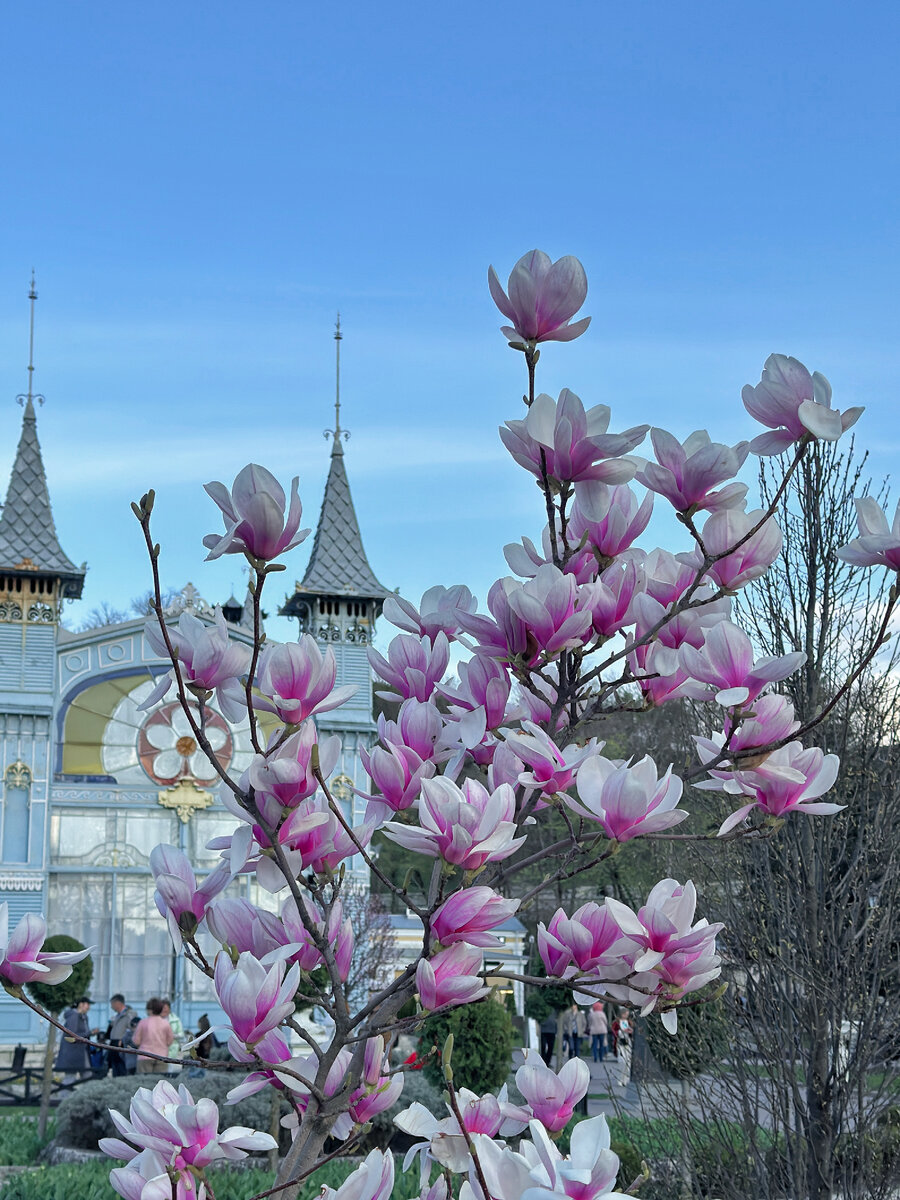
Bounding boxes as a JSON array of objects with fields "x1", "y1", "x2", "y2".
[
  {"x1": 285, "y1": 437, "x2": 390, "y2": 606},
  {"x1": 0, "y1": 399, "x2": 84, "y2": 595}
]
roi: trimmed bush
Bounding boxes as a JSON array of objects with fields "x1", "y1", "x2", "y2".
[{"x1": 421, "y1": 997, "x2": 514, "y2": 1095}]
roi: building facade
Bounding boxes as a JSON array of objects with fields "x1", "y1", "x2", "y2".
[{"x1": 0, "y1": 384, "x2": 386, "y2": 1044}]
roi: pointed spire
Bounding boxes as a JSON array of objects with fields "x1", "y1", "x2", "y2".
[
  {"x1": 0, "y1": 278, "x2": 84, "y2": 596},
  {"x1": 282, "y1": 318, "x2": 389, "y2": 608}
]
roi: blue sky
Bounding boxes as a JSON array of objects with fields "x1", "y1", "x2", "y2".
[{"x1": 0, "y1": 2, "x2": 898, "y2": 642}]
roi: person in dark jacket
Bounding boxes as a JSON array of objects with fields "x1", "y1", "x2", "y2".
[
  {"x1": 106, "y1": 994, "x2": 139, "y2": 1077},
  {"x1": 55, "y1": 997, "x2": 92, "y2": 1088}
]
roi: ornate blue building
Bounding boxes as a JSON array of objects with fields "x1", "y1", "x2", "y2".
[{"x1": 0, "y1": 307, "x2": 386, "y2": 1046}]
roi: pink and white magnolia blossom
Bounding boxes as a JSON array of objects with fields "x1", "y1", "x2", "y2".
[
  {"x1": 368, "y1": 632, "x2": 450, "y2": 703},
  {"x1": 348, "y1": 1037, "x2": 405, "y2": 1125},
  {"x1": 635, "y1": 428, "x2": 749, "y2": 514},
  {"x1": 358, "y1": 740, "x2": 434, "y2": 820},
  {"x1": 713, "y1": 742, "x2": 844, "y2": 835},
  {"x1": 515, "y1": 1056, "x2": 590, "y2": 1133},
  {"x1": 694, "y1": 693, "x2": 801, "y2": 777},
  {"x1": 573, "y1": 481, "x2": 654, "y2": 560},
  {"x1": 205, "y1": 896, "x2": 282, "y2": 960},
  {"x1": 537, "y1": 901, "x2": 636, "y2": 983},
  {"x1": 255, "y1": 636, "x2": 357, "y2": 724},
  {"x1": 150, "y1": 845, "x2": 231, "y2": 952},
  {"x1": 564, "y1": 754, "x2": 688, "y2": 841},
  {"x1": 459, "y1": 566, "x2": 594, "y2": 666},
  {"x1": 203, "y1": 463, "x2": 310, "y2": 561},
  {"x1": 280, "y1": 894, "x2": 354, "y2": 980},
  {"x1": 382, "y1": 585, "x2": 477, "y2": 642},
  {"x1": 0, "y1": 906, "x2": 92, "y2": 991},
  {"x1": 213, "y1": 950, "x2": 299, "y2": 1059},
  {"x1": 680, "y1": 620, "x2": 805, "y2": 707},
  {"x1": 396, "y1": 1086, "x2": 528, "y2": 1178},
  {"x1": 508, "y1": 1115, "x2": 629, "y2": 1200},
  {"x1": 382, "y1": 777, "x2": 525, "y2": 869},
  {"x1": 100, "y1": 1079, "x2": 276, "y2": 1192},
  {"x1": 836, "y1": 496, "x2": 900, "y2": 571},
  {"x1": 742, "y1": 353, "x2": 863, "y2": 456},
  {"x1": 277, "y1": 1047, "x2": 356, "y2": 1141},
  {"x1": 500, "y1": 390, "x2": 647, "y2": 486},
  {"x1": 606, "y1": 880, "x2": 723, "y2": 1029},
  {"x1": 687, "y1": 507, "x2": 783, "y2": 591},
  {"x1": 504, "y1": 526, "x2": 598, "y2": 586},
  {"x1": 438, "y1": 655, "x2": 513, "y2": 742},
  {"x1": 143, "y1": 607, "x2": 250, "y2": 722},
  {"x1": 416, "y1": 942, "x2": 489, "y2": 1011},
  {"x1": 504, "y1": 721, "x2": 602, "y2": 798},
  {"x1": 488, "y1": 250, "x2": 592, "y2": 346},
  {"x1": 107, "y1": 1147, "x2": 182, "y2": 1200},
  {"x1": 430, "y1": 887, "x2": 520, "y2": 949},
  {"x1": 319, "y1": 1150, "x2": 394, "y2": 1200},
  {"x1": 583, "y1": 558, "x2": 644, "y2": 639},
  {"x1": 377, "y1": 698, "x2": 449, "y2": 766}
]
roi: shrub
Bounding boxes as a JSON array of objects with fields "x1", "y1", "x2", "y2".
[
  {"x1": 421, "y1": 996, "x2": 514, "y2": 1095},
  {"x1": 55, "y1": 1071, "x2": 290, "y2": 1153},
  {"x1": 0, "y1": 1113, "x2": 54, "y2": 1165}
]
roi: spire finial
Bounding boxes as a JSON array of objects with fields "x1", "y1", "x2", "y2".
[
  {"x1": 324, "y1": 312, "x2": 350, "y2": 450},
  {"x1": 17, "y1": 271, "x2": 44, "y2": 411}
]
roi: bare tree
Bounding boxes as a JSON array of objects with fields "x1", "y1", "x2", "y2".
[{"x1": 662, "y1": 440, "x2": 900, "y2": 1200}]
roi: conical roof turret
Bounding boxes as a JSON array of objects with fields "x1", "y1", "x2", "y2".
[{"x1": 0, "y1": 399, "x2": 84, "y2": 597}]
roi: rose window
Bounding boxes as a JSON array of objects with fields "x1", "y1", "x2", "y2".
[{"x1": 137, "y1": 703, "x2": 232, "y2": 786}]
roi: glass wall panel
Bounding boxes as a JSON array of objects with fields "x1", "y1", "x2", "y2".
[{"x1": 3, "y1": 786, "x2": 29, "y2": 861}]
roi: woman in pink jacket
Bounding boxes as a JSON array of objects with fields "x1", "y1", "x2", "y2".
[
  {"x1": 132, "y1": 997, "x2": 175, "y2": 1074},
  {"x1": 588, "y1": 1002, "x2": 609, "y2": 1062}
]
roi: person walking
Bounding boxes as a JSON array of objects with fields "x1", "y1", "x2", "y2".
[
  {"x1": 574, "y1": 1005, "x2": 587, "y2": 1057},
  {"x1": 539, "y1": 1013, "x2": 557, "y2": 1065},
  {"x1": 107, "y1": 994, "x2": 139, "y2": 1077},
  {"x1": 613, "y1": 1007, "x2": 633, "y2": 1087},
  {"x1": 160, "y1": 999, "x2": 184, "y2": 1073},
  {"x1": 55, "y1": 997, "x2": 92, "y2": 1089},
  {"x1": 132, "y1": 998, "x2": 175, "y2": 1074},
  {"x1": 588, "y1": 1002, "x2": 608, "y2": 1063}
]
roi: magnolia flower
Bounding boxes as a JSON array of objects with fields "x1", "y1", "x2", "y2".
[
  {"x1": 515, "y1": 1056, "x2": 590, "y2": 1132},
  {"x1": 396, "y1": 1086, "x2": 528, "y2": 1179},
  {"x1": 503, "y1": 389, "x2": 635, "y2": 484},
  {"x1": 277, "y1": 1048, "x2": 356, "y2": 1140},
  {"x1": 537, "y1": 901, "x2": 636, "y2": 983},
  {"x1": 279, "y1": 894, "x2": 354, "y2": 980},
  {"x1": 143, "y1": 608, "x2": 250, "y2": 722},
  {"x1": 488, "y1": 250, "x2": 592, "y2": 346},
  {"x1": 320, "y1": 1150, "x2": 394, "y2": 1200},
  {"x1": 358, "y1": 741, "x2": 434, "y2": 818},
  {"x1": 256, "y1": 636, "x2": 356, "y2": 724},
  {"x1": 500, "y1": 390, "x2": 647, "y2": 486},
  {"x1": 368, "y1": 632, "x2": 450, "y2": 704},
  {"x1": 681, "y1": 620, "x2": 804, "y2": 706},
  {"x1": 416, "y1": 943, "x2": 489, "y2": 1010},
  {"x1": 348, "y1": 1037, "x2": 405, "y2": 1125},
  {"x1": 430, "y1": 887, "x2": 520, "y2": 949},
  {"x1": 0, "y1": 906, "x2": 91, "y2": 990},
  {"x1": 688, "y1": 508, "x2": 783, "y2": 591},
  {"x1": 203, "y1": 463, "x2": 310, "y2": 561},
  {"x1": 606, "y1": 880, "x2": 723, "y2": 1028},
  {"x1": 505, "y1": 721, "x2": 601, "y2": 798},
  {"x1": 694, "y1": 693, "x2": 801, "y2": 780},
  {"x1": 382, "y1": 585, "x2": 477, "y2": 642},
  {"x1": 150, "y1": 845, "x2": 231, "y2": 952},
  {"x1": 107, "y1": 1147, "x2": 176, "y2": 1200},
  {"x1": 100, "y1": 1079, "x2": 276, "y2": 1185},
  {"x1": 518, "y1": 1115, "x2": 629, "y2": 1200},
  {"x1": 742, "y1": 354, "x2": 863, "y2": 455},
  {"x1": 716, "y1": 743, "x2": 844, "y2": 835},
  {"x1": 564, "y1": 754, "x2": 688, "y2": 841},
  {"x1": 836, "y1": 497, "x2": 900, "y2": 571},
  {"x1": 377, "y1": 697, "x2": 449, "y2": 765},
  {"x1": 382, "y1": 777, "x2": 525, "y2": 869},
  {"x1": 572, "y1": 481, "x2": 654, "y2": 559},
  {"x1": 636, "y1": 428, "x2": 749, "y2": 513},
  {"x1": 214, "y1": 951, "x2": 299, "y2": 1056}
]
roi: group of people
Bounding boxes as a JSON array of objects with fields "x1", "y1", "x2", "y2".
[
  {"x1": 56, "y1": 994, "x2": 185, "y2": 1086},
  {"x1": 539, "y1": 1002, "x2": 634, "y2": 1087}
]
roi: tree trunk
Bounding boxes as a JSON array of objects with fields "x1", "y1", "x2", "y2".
[{"x1": 38, "y1": 1021, "x2": 57, "y2": 1139}]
